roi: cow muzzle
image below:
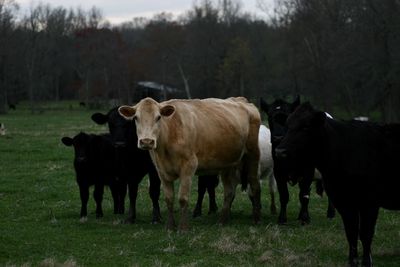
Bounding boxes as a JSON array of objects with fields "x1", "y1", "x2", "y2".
[
  {"x1": 138, "y1": 138, "x2": 155, "y2": 150},
  {"x1": 113, "y1": 141, "x2": 127, "y2": 148},
  {"x1": 275, "y1": 148, "x2": 288, "y2": 159},
  {"x1": 272, "y1": 135, "x2": 284, "y2": 143}
]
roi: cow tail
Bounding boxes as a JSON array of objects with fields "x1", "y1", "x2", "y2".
[
  {"x1": 316, "y1": 179, "x2": 324, "y2": 197},
  {"x1": 240, "y1": 157, "x2": 249, "y2": 191}
]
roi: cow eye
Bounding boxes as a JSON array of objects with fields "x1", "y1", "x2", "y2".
[
  {"x1": 133, "y1": 115, "x2": 138, "y2": 121},
  {"x1": 156, "y1": 115, "x2": 161, "y2": 122}
]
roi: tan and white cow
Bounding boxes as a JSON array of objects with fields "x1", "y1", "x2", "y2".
[{"x1": 118, "y1": 97, "x2": 261, "y2": 231}]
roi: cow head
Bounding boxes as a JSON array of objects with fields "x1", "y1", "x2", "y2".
[
  {"x1": 260, "y1": 96, "x2": 300, "y2": 146},
  {"x1": 275, "y1": 102, "x2": 326, "y2": 176},
  {"x1": 92, "y1": 107, "x2": 135, "y2": 148},
  {"x1": 118, "y1": 97, "x2": 175, "y2": 150},
  {"x1": 61, "y1": 132, "x2": 91, "y2": 163}
]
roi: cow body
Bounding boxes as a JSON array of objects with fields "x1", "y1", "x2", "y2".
[
  {"x1": 260, "y1": 97, "x2": 335, "y2": 224},
  {"x1": 193, "y1": 124, "x2": 277, "y2": 218},
  {"x1": 119, "y1": 97, "x2": 261, "y2": 231},
  {"x1": 61, "y1": 132, "x2": 123, "y2": 220},
  {"x1": 276, "y1": 102, "x2": 400, "y2": 267},
  {"x1": 91, "y1": 107, "x2": 161, "y2": 224}
]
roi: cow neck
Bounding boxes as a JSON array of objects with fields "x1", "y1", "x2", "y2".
[
  {"x1": 154, "y1": 112, "x2": 181, "y2": 155},
  {"x1": 313, "y1": 119, "x2": 332, "y2": 175}
]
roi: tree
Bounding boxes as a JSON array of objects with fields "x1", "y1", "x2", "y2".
[{"x1": 0, "y1": 0, "x2": 18, "y2": 113}]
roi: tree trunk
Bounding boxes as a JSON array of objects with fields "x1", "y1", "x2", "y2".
[{"x1": 178, "y1": 62, "x2": 191, "y2": 99}]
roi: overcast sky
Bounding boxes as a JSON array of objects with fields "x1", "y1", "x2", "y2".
[{"x1": 15, "y1": 0, "x2": 275, "y2": 24}]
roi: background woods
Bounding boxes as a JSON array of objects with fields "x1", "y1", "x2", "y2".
[{"x1": 0, "y1": 0, "x2": 399, "y2": 122}]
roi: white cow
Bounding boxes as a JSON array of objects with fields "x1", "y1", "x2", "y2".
[{"x1": 258, "y1": 125, "x2": 277, "y2": 214}]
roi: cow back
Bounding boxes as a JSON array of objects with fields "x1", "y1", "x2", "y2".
[{"x1": 156, "y1": 98, "x2": 261, "y2": 174}]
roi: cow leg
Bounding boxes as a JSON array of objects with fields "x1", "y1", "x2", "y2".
[
  {"x1": 268, "y1": 173, "x2": 277, "y2": 215},
  {"x1": 79, "y1": 185, "x2": 89, "y2": 220},
  {"x1": 177, "y1": 176, "x2": 192, "y2": 232},
  {"x1": 338, "y1": 208, "x2": 360, "y2": 267},
  {"x1": 242, "y1": 156, "x2": 261, "y2": 224},
  {"x1": 298, "y1": 177, "x2": 312, "y2": 225},
  {"x1": 247, "y1": 175, "x2": 261, "y2": 224},
  {"x1": 327, "y1": 197, "x2": 336, "y2": 219},
  {"x1": 110, "y1": 181, "x2": 125, "y2": 215},
  {"x1": 148, "y1": 168, "x2": 161, "y2": 224},
  {"x1": 276, "y1": 177, "x2": 289, "y2": 224},
  {"x1": 162, "y1": 180, "x2": 176, "y2": 231},
  {"x1": 359, "y1": 206, "x2": 379, "y2": 267},
  {"x1": 219, "y1": 169, "x2": 237, "y2": 225},
  {"x1": 109, "y1": 183, "x2": 119, "y2": 214},
  {"x1": 125, "y1": 181, "x2": 139, "y2": 224},
  {"x1": 118, "y1": 181, "x2": 127, "y2": 214},
  {"x1": 193, "y1": 176, "x2": 207, "y2": 218},
  {"x1": 207, "y1": 175, "x2": 218, "y2": 214},
  {"x1": 93, "y1": 184, "x2": 104, "y2": 218}
]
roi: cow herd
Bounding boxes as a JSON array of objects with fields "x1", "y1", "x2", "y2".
[{"x1": 61, "y1": 96, "x2": 399, "y2": 267}]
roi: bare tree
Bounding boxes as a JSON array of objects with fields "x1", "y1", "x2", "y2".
[{"x1": 0, "y1": 0, "x2": 18, "y2": 113}]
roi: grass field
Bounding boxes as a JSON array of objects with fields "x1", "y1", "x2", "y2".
[{"x1": 0, "y1": 102, "x2": 399, "y2": 267}]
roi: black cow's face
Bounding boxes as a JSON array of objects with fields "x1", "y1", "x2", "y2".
[
  {"x1": 275, "y1": 102, "x2": 326, "y2": 176},
  {"x1": 92, "y1": 108, "x2": 136, "y2": 148},
  {"x1": 260, "y1": 96, "x2": 300, "y2": 145},
  {"x1": 61, "y1": 132, "x2": 91, "y2": 163}
]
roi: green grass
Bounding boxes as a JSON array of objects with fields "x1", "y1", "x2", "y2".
[{"x1": 0, "y1": 102, "x2": 399, "y2": 267}]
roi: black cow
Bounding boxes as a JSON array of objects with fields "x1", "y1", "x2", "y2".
[
  {"x1": 61, "y1": 132, "x2": 124, "y2": 220},
  {"x1": 91, "y1": 107, "x2": 161, "y2": 224},
  {"x1": 260, "y1": 96, "x2": 335, "y2": 224},
  {"x1": 0, "y1": 123, "x2": 5, "y2": 136},
  {"x1": 192, "y1": 175, "x2": 219, "y2": 218},
  {"x1": 275, "y1": 102, "x2": 400, "y2": 267}
]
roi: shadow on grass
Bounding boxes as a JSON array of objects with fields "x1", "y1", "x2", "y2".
[{"x1": 374, "y1": 249, "x2": 400, "y2": 267}]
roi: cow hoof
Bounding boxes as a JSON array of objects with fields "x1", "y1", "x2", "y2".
[
  {"x1": 124, "y1": 218, "x2": 135, "y2": 224},
  {"x1": 278, "y1": 217, "x2": 287, "y2": 225},
  {"x1": 208, "y1": 204, "x2": 218, "y2": 215},
  {"x1": 219, "y1": 213, "x2": 230, "y2": 225},
  {"x1": 115, "y1": 209, "x2": 124, "y2": 215},
  {"x1": 208, "y1": 210, "x2": 217, "y2": 215},
  {"x1": 327, "y1": 211, "x2": 336, "y2": 219},
  {"x1": 348, "y1": 260, "x2": 359, "y2": 267},
  {"x1": 301, "y1": 219, "x2": 310, "y2": 225},
  {"x1": 79, "y1": 217, "x2": 88, "y2": 223},
  {"x1": 166, "y1": 224, "x2": 176, "y2": 231},
  {"x1": 178, "y1": 224, "x2": 189, "y2": 233},
  {"x1": 270, "y1": 206, "x2": 277, "y2": 215},
  {"x1": 298, "y1": 213, "x2": 310, "y2": 225},
  {"x1": 192, "y1": 208, "x2": 202, "y2": 218},
  {"x1": 151, "y1": 218, "x2": 161, "y2": 224}
]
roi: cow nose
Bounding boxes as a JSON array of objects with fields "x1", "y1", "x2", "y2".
[
  {"x1": 139, "y1": 138, "x2": 155, "y2": 149},
  {"x1": 76, "y1": 156, "x2": 86, "y2": 162},
  {"x1": 275, "y1": 148, "x2": 288, "y2": 159},
  {"x1": 114, "y1": 142, "x2": 126, "y2": 148},
  {"x1": 272, "y1": 135, "x2": 284, "y2": 143}
]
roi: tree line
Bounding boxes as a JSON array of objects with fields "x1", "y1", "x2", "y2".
[{"x1": 0, "y1": 0, "x2": 399, "y2": 122}]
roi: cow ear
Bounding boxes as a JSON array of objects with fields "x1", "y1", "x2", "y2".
[
  {"x1": 61, "y1": 137, "x2": 73, "y2": 146},
  {"x1": 259, "y1": 98, "x2": 269, "y2": 112},
  {"x1": 291, "y1": 95, "x2": 300, "y2": 111},
  {"x1": 312, "y1": 111, "x2": 326, "y2": 126},
  {"x1": 118, "y1": 106, "x2": 136, "y2": 120},
  {"x1": 160, "y1": 105, "x2": 175, "y2": 117},
  {"x1": 91, "y1": 113, "x2": 108, "y2": 125}
]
